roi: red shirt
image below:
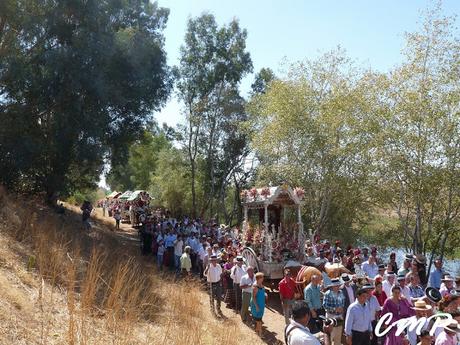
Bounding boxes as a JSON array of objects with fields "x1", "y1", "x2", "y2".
[
  {"x1": 372, "y1": 290, "x2": 387, "y2": 306},
  {"x1": 278, "y1": 277, "x2": 297, "y2": 300}
]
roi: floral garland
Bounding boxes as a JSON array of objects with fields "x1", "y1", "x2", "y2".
[
  {"x1": 249, "y1": 187, "x2": 258, "y2": 199},
  {"x1": 260, "y1": 187, "x2": 271, "y2": 197}
]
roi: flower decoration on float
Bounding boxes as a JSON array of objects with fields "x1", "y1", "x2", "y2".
[
  {"x1": 294, "y1": 187, "x2": 305, "y2": 200},
  {"x1": 249, "y1": 187, "x2": 258, "y2": 199},
  {"x1": 260, "y1": 187, "x2": 271, "y2": 197}
]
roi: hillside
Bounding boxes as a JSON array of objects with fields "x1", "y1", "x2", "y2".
[{"x1": 0, "y1": 188, "x2": 268, "y2": 345}]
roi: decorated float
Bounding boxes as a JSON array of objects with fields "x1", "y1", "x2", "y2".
[{"x1": 240, "y1": 184, "x2": 309, "y2": 280}]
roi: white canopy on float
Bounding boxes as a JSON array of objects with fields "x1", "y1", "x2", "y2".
[{"x1": 240, "y1": 184, "x2": 307, "y2": 265}]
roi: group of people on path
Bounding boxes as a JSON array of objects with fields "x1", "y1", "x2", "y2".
[{"x1": 97, "y1": 208, "x2": 459, "y2": 345}]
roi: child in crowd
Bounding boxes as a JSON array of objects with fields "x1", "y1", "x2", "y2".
[{"x1": 157, "y1": 240, "x2": 165, "y2": 270}]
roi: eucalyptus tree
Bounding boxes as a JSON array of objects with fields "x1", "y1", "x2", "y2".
[
  {"x1": 176, "y1": 14, "x2": 252, "y2": 218},
  {"x1": 0, "y1": 0, "x2": 172, "y2": 202}
]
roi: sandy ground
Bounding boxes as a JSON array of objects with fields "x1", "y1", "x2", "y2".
[{"x1": 93, "y1": 208, "x2": 287, "y2": 345}]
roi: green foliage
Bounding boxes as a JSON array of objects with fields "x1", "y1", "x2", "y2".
[
  {"x1": 248, "y1": 47, "x2": 376, "y2": 239},
  {"x1": 150, "y1": 147, "x2": 194, "y2": 217},
  {"x1": 0, "y1": 0, "x2": 172, "y2": 202},
  {"x1": 67, "y1": 188, "x2": 106, "y2": 206},
  {"x1": 176, "y1": 13, "x2": 253, "y2": 219},
  {"x1": 251, "y1": 67, "x2": 276, "y2": 95},
  {"x1": 107, "y1": 125, "x2": 172, "y2": 191}
]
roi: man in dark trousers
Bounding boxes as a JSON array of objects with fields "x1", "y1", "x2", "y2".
[
  {"x1": 344, "y1": 287, "x2": 373, "y2": 345},
  {"x1": 341, "y1": 273, "x2": 356, "y2": 318}
]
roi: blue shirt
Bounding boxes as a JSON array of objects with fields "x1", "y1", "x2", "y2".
[
  {"x1": 429, "y1": 268, "x2": 443, "y2": 289},
  {"x1": 323, "y1": 290, "x2": 345, "y2": 317},
  {"x1": 304, "y1": 283, "x2": 322, "y2": 310},
  {"x1": 164, "y1": 234, "x2": 177, "y2": 248},
  {"x1": 344, "y1": 300, "x2": 372, "y2": 336}
]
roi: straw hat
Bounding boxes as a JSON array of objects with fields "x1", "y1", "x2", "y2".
[
  {"x1": 414, "y1": 254, "x2": 426, "y2": 264},
  {"x1": 411, "y1": 300, "x2": 432, "y2": 311},
  {"x1": 442, "y1": 275, "x2": 454, "y2": 282},
  {"x1": 327, "y1": 278, "x2": 342, "y2": 288},
  {"x1": 441, "y1": 319, "x2": 460, "y2": 333}
]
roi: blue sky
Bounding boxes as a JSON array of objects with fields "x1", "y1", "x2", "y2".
[{"x1": 154, "y1": 0, "x2": 459, "y2": 127}]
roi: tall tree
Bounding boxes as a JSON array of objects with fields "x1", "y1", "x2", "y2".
[
  {"x1": 107, "y1": 124, "x2": 173, "y2": 191},
  {"x1": 0, "y1": 0, "x2": 172, "y2": 202},
  {"x1": 248, "y1": 48, "x2": 376, "y2": 240},
  {"x1": 176, "y1": 13, "x2": 252, "y2": 217},
  {"x1": 371, "y1": 5, "x2": 460, "y2": 259}
]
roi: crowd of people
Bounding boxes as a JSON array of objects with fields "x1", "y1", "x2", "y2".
[{"x1": 110, "y1": 210, "x2": 459, "y2": 345}]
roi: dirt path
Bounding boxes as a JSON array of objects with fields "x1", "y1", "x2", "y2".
[{"x1": 87, "y1": 207, "x2": 287, "y2": 345}]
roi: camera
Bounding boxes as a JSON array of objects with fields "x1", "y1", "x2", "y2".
[{"x1": 319, "y1": 315, "x2": 338, "y2": 327}]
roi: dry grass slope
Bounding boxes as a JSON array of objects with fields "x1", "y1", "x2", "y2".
[{"x1": 0, "y1": 187, "x2": 265, "y2": 345}]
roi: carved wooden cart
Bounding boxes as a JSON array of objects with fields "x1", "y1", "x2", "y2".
[{"x1": 240, "y1": 185, "x2": 309, "y2": 281}]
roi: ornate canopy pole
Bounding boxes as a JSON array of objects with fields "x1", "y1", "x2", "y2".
[
  {"x1": 297, "y1": 203, "x2": 306, "y2": 262},
  {"x1": 243, "y1": 204, "x2": 248, "y2": 232},
  {"x1": 264, "y1": 203, "x2": 271, "y2": 261}
]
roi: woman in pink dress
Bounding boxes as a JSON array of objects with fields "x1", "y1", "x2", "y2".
[{"x1": 381, "y1": 285, "x2": 415, "y2": 345}]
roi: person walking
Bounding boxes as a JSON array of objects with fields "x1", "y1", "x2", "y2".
[
  {"x1": 174, "y1": 235, "x2": 184, "y2": 273},
  {"x1": 428, "y1": 259, "x2": 444, "y2": 289},
  {"x1": 381, "y1": 285, "x2": 415, "y2": 345},
  {"x1": 240, "y1": 266, "x2": 255, "y2": 322},
  {"x1": 279, "y1": 268, "x2": 297, "y2": 325},
  {"x1": 323, "y1": 278, "x2": 345, "y2": 345},
  {"x1": 344, "y1": 287, "x2": 373, "y2": 345},
  {"x1": 230, "y1": 256, "x2": 247, "y2": 313},
  {"x1": 304, "y1": 274, "x2": 323, "y2": 333},
  {"x1": 341, "y1": 273, "x2": 356, "y2": 319},
  {"x1": 204, "y1": 254, "x2": 223, "y2": 316},
  {"x1": 157, "y1": 240, "x2": 165, "y2": 270},
  {"x1": 251, "y1": 272, "x2": 267, "y2": 337},
  {"x1": 114, "y1": 210, "x2": 121, "y2": 230},
  {"x1": 180, "y1": 246, "x2": 192, "y2": 277},
  {"x1": 285, "y1": 301, "x2": 322, "y2": 345}
]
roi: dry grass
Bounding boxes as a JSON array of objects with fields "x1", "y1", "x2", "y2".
[{"x1": 0, "y1": 187, "x2": 266, "y2": 345}]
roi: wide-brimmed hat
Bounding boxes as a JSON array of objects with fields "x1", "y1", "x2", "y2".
[
  {"x1": 404, "y1": 254, "x2": 414, "y2": 261},
  {"x1": 378, "y1": 264, "x2": 385, "y2": 270},
  {"x1": 236, "y1": 256, "x2": 244, "y2": 262},
  {"x1": 328, "y1": 278, "x2": 342, "y2": 288},
  {"x1": 341, "y1": 273, "x2": 351, "y2": 282},
  {"x1": 442, "y1": 275, "x2": 454, "y2": 282},
  {"x1": 397, "y1": 274, "x2": 406, "y2": 281},
  {"x1": 210, "y1": 254, "x2": 218, "y2": 261},
  {"x1": 450, "y1": 290, "x2": 460, "y2": 298},
  {"x1": 441, "y1": 319, "x2": 460, "y2": 333},
  {"x1": 414, "y1": 254, "x2": 426, "y2": 264},
  {"x1": 425, "y1": 287, "x2": 442, "y2": 303},
  {"x1": 411, "y1": 300, "x2": 432, "y2": 311},
  {"x1": 361, "y1": 283, "x2": 374, "y2": 291}
]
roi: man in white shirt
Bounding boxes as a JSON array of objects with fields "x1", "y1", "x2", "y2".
[
  {"x1": 173, "y1": 235, "x2": 184, "y2": 273},
  {"x1": 204, "y1": 255, "x2": 223, "y2": 316},
  {"x1": 396, "y1": 274, "x2": 413, "y2": 305},
  {"x1": 383, "y1": 271, "x2": 396, "y2": 297},
  {"x1": 240, "y1": 266, "x2": 255, "y2": 322},
  {"x1": 285, "y1": 300, "x2": 321, "y2": 345},
  {"x1": 230, "y1": 256, "x2": 247, "y2": 312},
  {"x1": 361, "y1": 256, "x2": 379, "y2": 279}
]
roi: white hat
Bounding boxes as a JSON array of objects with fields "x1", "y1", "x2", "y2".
[{"x1": 442, "y1": 319, "x2": 460, "y2": 333}]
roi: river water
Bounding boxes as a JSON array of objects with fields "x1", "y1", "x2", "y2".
[{"x1": 375, "y1": 246, "x2": 460, "y2": 276}]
